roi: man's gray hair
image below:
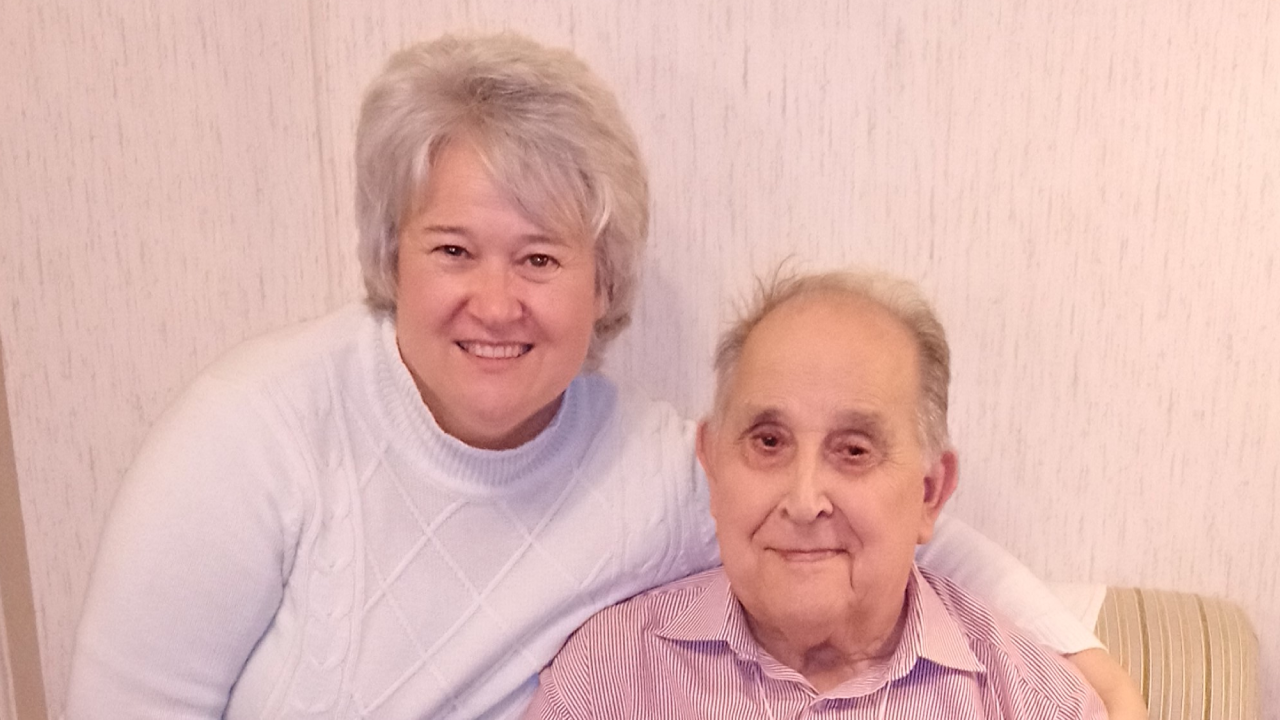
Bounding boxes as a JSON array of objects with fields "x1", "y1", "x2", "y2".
[
  {"x1": 355, "y1": 33, "x2": 649, "y2": 368},
  {"x1": 712, "y1": 269, "x2": 952, "y2": 459}
]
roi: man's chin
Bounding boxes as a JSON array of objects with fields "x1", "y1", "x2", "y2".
[{"x1": 764, "y1": 601, "x2": 854, "y2": 642}]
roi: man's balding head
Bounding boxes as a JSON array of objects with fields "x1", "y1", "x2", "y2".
[{"x1": 710, "y1": 270, "x2": 952, "y2": 461}]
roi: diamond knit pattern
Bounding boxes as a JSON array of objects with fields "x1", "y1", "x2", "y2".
[{"x1": 65, "y1": 304, "x2": 717, "y2": 720}]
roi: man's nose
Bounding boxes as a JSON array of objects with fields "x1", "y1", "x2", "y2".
[
  {"x1": 779, "y1": 454, "x2": 833, "y2": 523},
  {"x1": 468, "y1": 262, "x2": 524, "y2": 325}
]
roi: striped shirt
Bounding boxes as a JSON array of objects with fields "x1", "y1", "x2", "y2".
[{"x1": 525, "y1": 565, "x2": 1106, "y2": 719}]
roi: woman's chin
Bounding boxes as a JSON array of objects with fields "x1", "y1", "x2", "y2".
[{"x1": 447, "y1": 397, "x2": 564, "y2": 450}]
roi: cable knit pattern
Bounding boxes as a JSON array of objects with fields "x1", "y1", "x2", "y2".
[{"x1": 66, "y1": 303, "x2": 1099, "y2": 720}]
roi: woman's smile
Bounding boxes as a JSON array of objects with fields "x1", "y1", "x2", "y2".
[{"x1": 457, "y1": 341, "x2": 534, "y2": 359}]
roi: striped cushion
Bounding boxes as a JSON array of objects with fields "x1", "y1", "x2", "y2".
[{"x1": 1094, "y1": 587, "x2": 1259, "y2": 720}]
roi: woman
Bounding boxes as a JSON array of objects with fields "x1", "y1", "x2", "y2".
[{"x1": 66, "y1": 33, "x2": 1141, "y2": 718}]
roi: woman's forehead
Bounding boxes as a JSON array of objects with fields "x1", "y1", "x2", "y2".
[{"x1": 409, "y1": 134, "x2": 595, "y2": 243}]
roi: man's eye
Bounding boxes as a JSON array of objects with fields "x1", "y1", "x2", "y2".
[
  {"x1": 752, "y1": 433, "x2": 782, "y2": 450},
  {"x1": 833, "y1": 441, "x2": 877, "y2": 468}
]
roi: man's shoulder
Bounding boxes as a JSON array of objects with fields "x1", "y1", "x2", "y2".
[
  {"x1": 919, "y1": 568, "x2": 1104, "y2": 717},
  {"x1": 574, "y1": 567, "x2": 722, "y2": 639},
  {"x1": 918, "y1": 567, "x2": 1008, "y2": 644}
]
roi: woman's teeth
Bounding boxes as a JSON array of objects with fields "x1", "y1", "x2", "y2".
[{"x1": 459, "y1": 342, "x2": 530, "y2": 359}]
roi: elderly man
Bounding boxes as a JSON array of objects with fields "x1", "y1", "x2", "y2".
[{"x1": 525, "y1": 270, "x2": 1108, "y2": 719}]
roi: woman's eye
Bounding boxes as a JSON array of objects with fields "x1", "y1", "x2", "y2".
[
  {"x1": 435, "y1": 244, "x2": 468, "y2": 258},
  {"x1": 526, "y1": 253, "x2": 559, "y2": 269}
]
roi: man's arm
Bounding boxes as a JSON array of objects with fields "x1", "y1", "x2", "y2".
[
  {"x1": 1068, "y1": 648, "x2": 1148, "y2": 720},
  {"x1": 917, "y1": 513, "x2": 1100, "y2": 652},
  {"x1": 918, "y1": 514, "x2": 1146, "y2": 717}
]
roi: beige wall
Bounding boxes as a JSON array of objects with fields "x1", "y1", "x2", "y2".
[{"x1": 2, "y1": 0, "x2": 1277, "y2": 715}]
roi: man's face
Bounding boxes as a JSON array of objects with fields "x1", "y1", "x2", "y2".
[{"x1": 698, "y1": 293, "x2": 956, "y2": 644}]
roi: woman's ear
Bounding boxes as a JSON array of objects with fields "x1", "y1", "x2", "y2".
[
  {"x1": 917, "y1": 449, "x2": 959, "y2": 544},
  {"x1": 594, "y1": 288, "x2": 609, "y2": 322}
]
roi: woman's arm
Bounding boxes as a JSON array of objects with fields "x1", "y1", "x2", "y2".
[
  {"x1": 1069, "y1": 648, "x2": 1148, "y2": 720},
  {"x1": 917, "y1": 513, "x2": 1101, "y2": 653},
  {"x1": 917, "y1": 514, "x2": 1146, "y2": 716},
  {"x1": 65, "y1": 374, "x2": 301, "y2": 719}
]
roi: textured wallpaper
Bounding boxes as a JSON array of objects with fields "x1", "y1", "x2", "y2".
[{"x1": 2, "y1": 0, "x2": 1277, "y2": 714}]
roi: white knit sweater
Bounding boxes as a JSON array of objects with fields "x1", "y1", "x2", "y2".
[{"x1": 65, "y1": 303, "x2": 1097, "y2": 719}]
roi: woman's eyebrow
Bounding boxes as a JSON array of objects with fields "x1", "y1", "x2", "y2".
[
  {"x1": 418, "y1": 224, "x2": 563, "y2": 246},
  {"x1": 420, "y1": 224, "x2": 467, "y2": 235}
]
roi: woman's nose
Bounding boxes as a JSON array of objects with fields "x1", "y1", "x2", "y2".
[{"x1": 467, "y1": 263, "x2": 524, "y2": 324}]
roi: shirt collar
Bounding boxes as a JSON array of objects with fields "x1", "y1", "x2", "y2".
[
  {"x1": 654, "y1": 564, "x2": 985, "y2": 695},
  {"x1": 891, "y1": 566, "x2": 985, "y2": 677},
  {"x1": 654, "y1": 569, "x2": 765, "y2": 663}
]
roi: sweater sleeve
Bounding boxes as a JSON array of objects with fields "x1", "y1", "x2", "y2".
[
  {"x1": 915, "y1": 513, "x2": 1103, "y2": 654},
  {"x1": 663, "y1": 415, "x2": 720, "y2": 580},
  {"x1": 65, "y1": 372, "x2": 305, "y2": 719}
]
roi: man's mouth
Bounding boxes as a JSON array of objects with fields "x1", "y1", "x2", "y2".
[
  {"x1": 774, "y1": 549, "x2": 843, "y2": 562},
  {"x1": 457, "y1": 341, "x2": 532, "y2": 359}
]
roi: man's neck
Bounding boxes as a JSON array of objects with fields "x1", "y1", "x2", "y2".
[{"x1": 745, "y1": 590, "x2": 910, "y2": 693}]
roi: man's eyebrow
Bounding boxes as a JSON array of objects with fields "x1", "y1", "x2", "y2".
[
  {"x1": 729, "y1": 404, "x2": 784, "y2": 429},
  {"x1": 833, "y1": 409, "x2": 887, "y2": 432},
  {"x1": 736, "y1": 404, "x2": 886, "y2": 429},
  {"x1": 830, "y1": 410, "x2": 892, "y2": 444}
]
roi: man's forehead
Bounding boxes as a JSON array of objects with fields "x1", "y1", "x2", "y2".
[
  {"x1": 721, "y1": 294, "x2": 921, "y2": 417},
  {"x1": 741, "y1": 295, "x2": 918, "y2": 370}
]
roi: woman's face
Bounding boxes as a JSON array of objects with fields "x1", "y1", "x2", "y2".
[{"x1": 395, "y1": 141, "x2": 604, "y2": 449}]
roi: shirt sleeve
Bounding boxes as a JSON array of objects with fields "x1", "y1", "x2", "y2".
[
  {"x1": 522, "y1": 677, "x2": 577, "y2": 720},
  {"x1": 65, "y1": 373, "x2": 304, "y2": 719},
  {"x1": 915, "y1": 513, "x2": 1103, "y2": 654},
  {"x1": 523, "y1": 633, "x2": 599, "y2": 720},
  {"x1": 1079, "y1": 686, "x2": 1110, "y2": 720}
]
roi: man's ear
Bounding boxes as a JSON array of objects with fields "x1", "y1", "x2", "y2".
[
  {"x1": 696, "y1": 420, "x2": 724, "y2": 522},
  {"x1": 695, "y1": 420, "x2": 716, "y2": 486},
  {"x1": 917, "y1": 449, "x2": 958, "y2": 544}
]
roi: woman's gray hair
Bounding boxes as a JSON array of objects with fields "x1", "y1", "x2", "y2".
[
  {"x1": 712, "y1": 269, "x2": 953, "y2": 460},
  {"x1": 356, "y1": 33, "x2": 649, "y2": 368}
]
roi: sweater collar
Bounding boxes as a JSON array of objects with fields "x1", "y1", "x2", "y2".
[{"x1": 370, "y1": 308, "x2": 603, "y2": 498}]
